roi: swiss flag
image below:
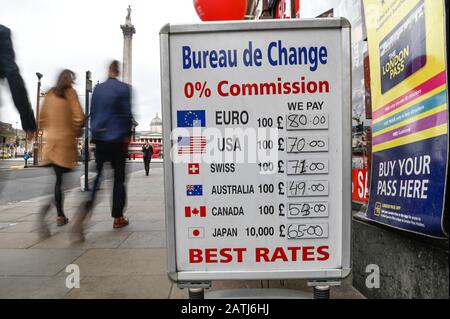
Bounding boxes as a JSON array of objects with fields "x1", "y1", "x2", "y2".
[
  {"x1": 188, "y1": 163, "x2": 200, "y2": 175},
  {"x1": 185, "y1": 206, "x2": 206, "y2": 217}
]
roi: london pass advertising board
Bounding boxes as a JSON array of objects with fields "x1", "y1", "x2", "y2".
[
  {"x1": 364, "y1": 0, "x2": 448, "y2": 237},
  {"x1": 160, "y1": 20, "x2": 351, "y2": 281}
]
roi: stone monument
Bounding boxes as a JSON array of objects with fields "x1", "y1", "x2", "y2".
[{"x1": 120, "y1": 5, "x2": 136, "y2": 85}]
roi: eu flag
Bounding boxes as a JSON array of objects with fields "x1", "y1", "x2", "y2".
[
  {"x1": 186, "y1": 185, "x2": 203, "y2": 196},
  {"x1": 177, "y1": 110, "x2": 206, "y2": 127}
]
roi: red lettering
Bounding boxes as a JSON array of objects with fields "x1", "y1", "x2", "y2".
[
  {"x1": 287, "y1": 247, "x2": 301, "y2": 262},
  {"x1": 189, "y1": 248, "x2": 247, "y2": 264},
  {"x1": 218, "y1": 80, "x2": 229, "y2": 96},
  {"x1": 255, "y1": 247, "x2": 270, "y2": 262},
  {"x1": 233, "y1": 248, "x2": 246, "y2": 263},
  {"x1": 192, "y1": 246, "x2": 329, "y2": 264},
  {"x1": 271, "y1": 247, "x2": 288, "y2": 262},
  {"x1": 220, "y1": 248, "x2": 232, "y2": 263},
  {"x1": 189, "y1": 249, "x2": 203, "y2": 263},
  {"x1": 205, "y1": 248, "x2": 218, "y2": 263},
  {"x1": 302, "y1": 246, "x2": 315, "y2": 261},
  {"x1": 317, "y1": 245, "x2": 330, "y2": 261}
]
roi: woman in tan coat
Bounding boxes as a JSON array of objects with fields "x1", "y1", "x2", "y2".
[{"x1": 39, "y1": 69, "x2": 84, "y2": 226}]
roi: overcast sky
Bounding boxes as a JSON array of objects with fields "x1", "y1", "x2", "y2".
[{"x1": 0, "y1": 0, "x2": 199, "y2": 131}]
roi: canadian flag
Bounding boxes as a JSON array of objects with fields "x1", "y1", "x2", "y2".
[
  {"x1": 188, "y1": 163, "x2": 200, "y2": 175},
  {"x1": 185, "y1": 206, "x2": 206, "y2": 217},
  {"x1": 188, "y1": 227, "x2": 205, "y2": 239}
]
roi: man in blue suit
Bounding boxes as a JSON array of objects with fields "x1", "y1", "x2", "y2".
[
  {"x1": 0, "y1": 25, "x2": 36, "y2": 136},
  {"x1": 89, "y1": 60, "x2": 133, "y2": 228}
]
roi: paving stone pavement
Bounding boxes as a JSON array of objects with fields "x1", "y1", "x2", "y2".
[{"x1": 0, "y1": 166, "x2": 364, "y2": 299}]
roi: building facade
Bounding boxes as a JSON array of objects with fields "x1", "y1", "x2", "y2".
[
  {"x1": 0, "y1": 121, "x2": 28, "y2": 157},
  {"x1": 136, "y1": 113, "x2": 163, "y2": 144},
  {"x1": 128, "y1": 113, "x2": 163, "y2": 159}
]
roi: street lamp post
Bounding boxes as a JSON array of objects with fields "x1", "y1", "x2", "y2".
[
  {"x1": 15, "y1": 121, "x2": 18, "y2": 158},
  {"x1": 33, "y1": 72, "x2": 43, "y2": 166},
  {"x1": 84, "y1": 71, "x2": 93, "y2": 191},
  {"x1": 24, "y1": 122, "x2": 28, "y2": 167}
]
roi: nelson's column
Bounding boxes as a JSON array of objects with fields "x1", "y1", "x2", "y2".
[
  {"x1": 121, "y1": 5, "x2": 135, "y2": 85},
  {"x1": 121, "y1": 5, "x2": 138, "y2": 141}
]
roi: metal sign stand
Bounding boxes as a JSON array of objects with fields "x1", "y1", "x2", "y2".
[
  {"x1": 161, "y1": 18, "x2": 352, "y2": 300},
  {"x1": 179, "y1": 280, "x2": 342, "y2": 299},
  {"x1": 308, "y1": 280, "x2": 342, "y2": 299},
  {"x1": 178, "y1": 281, "x2": 211, "y2": 299}
]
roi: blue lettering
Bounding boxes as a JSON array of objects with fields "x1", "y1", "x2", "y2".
[
  {"x1": 268, "y1": 41, "x2": 278, "y2": 66},
  {"x1": 182, "y1": 46, "x2": 191, "y2": 69},
  {"x1": 309, "y1": 47, "x2": 318, "y2": 71},
  {"x1": 319, "y1": 47, "x2": 328, "y2": 65},
  {"x1": 181, "y1": 46, "x2": 238, "y2": 70},
  {"x1": 267, "y1": 40, "x2": 328, "y2": 71},
  {"x1": 210, "y1": 50, "x2": 218, "y2": 68}
]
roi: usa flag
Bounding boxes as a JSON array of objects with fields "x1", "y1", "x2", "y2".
[{"x1": 177, "y1": 136, "x2": 206, "y2": 154}]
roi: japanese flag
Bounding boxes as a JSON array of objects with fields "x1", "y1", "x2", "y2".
[{"x1": 188, "y1": 227, "x2": 205, "y2": 239}]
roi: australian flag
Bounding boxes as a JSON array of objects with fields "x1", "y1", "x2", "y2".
[
  {"x1": 177, "y1": 110, "x2": 206, "y2": 127},
  {"x1": 186, "y1": 184, "x2": 203, "y2": 196}
]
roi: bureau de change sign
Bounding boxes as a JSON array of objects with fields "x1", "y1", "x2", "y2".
[{"x1": 160, "y1": 19, "x2": 352, "y2": 282}]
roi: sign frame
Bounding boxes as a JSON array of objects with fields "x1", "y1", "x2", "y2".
[
  {"x1": 160, "y1": 18, "x2": 352, "y2": 283},
  {"x1": 363, "y1": 0, "x2": 449, "y2": 238}
]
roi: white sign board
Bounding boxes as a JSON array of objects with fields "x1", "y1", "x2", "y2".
[{"x1": 160, "y1": 19, "x2": 351, "y2": 282}]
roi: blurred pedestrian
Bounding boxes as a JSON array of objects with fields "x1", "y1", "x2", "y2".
[
  {"x1": 76, "y1": 60, "x2": 132, "y2": 230},
  {"x1": 142, "y1": 141, "x2": 153, "y2": 176},
  {"x1": 0, "y1": 25, "x2": 36, "y2": 138},
  {"x1": 38, "y1": 69, "x2": 85, "y2": 229},
  {"x1": 0, "y1": 25, "x2": 36, "y2": 196}
]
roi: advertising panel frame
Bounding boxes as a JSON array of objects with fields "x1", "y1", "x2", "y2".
[
  {"x1": 160, "y1": 18, "x2": 352, "y2": 283},
  {"x1": 363, "y1": 0, "x2": 449, "y2": 238}
]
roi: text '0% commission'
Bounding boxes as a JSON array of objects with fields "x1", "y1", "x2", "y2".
[{"x1": 184, "y1": 81, "x2": 212, "y2": 98}]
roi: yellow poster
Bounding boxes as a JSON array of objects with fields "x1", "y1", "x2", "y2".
[{"x1": 364, "y1": 0, "x2": 448, "y2": 237}]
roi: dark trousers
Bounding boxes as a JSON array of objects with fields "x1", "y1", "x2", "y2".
[
  {"x1": 53, "y1": 165, "x2": 70, "y2": 217},
  {"x1": 38, "y1": 165, "x2": 70, "y2": 218},
  {"x1": 144, "y1": 156, "x2": 151, "y2": 175},
  {"x1": 91, "y1": 141, "x2": 127, "y2": 218}
]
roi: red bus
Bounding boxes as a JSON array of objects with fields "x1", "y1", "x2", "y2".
[{"x1": 128, "y1": 141, "x2": 162, "y2": 159}]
